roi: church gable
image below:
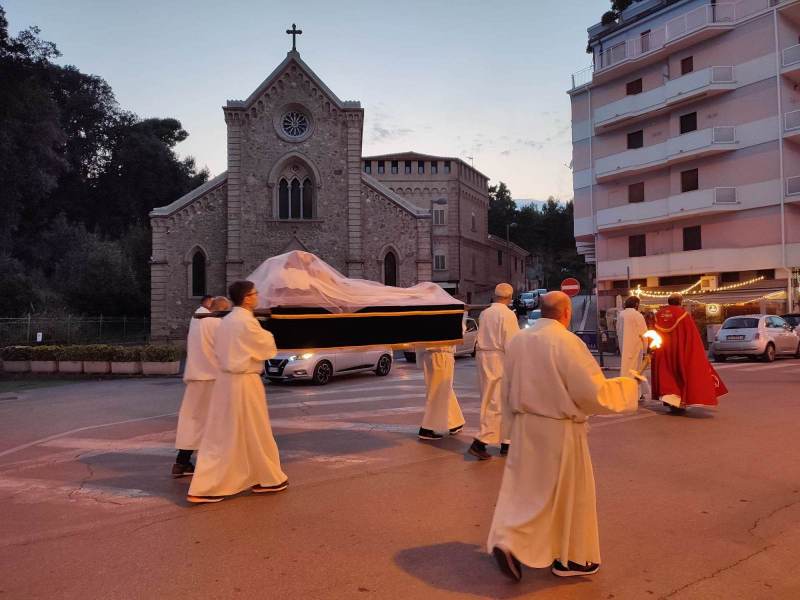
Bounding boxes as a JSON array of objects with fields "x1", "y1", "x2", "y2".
[{"x1": 225, "y1": 51, "x2": 361, "y2": 120}]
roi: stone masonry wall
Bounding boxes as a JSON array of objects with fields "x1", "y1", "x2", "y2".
[{"x1": 150, "y1": 182, "x2": 228, "y2": 341}]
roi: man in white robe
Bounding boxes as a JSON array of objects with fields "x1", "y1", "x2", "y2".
[
  {"x1": 187, "y1": 280, "x2": 288, "y2": 504},
  {"x1": 417, "y1": 344, "x2": 465, "y2": 440},
  {"x1": 488, "y1": 292, "x2": 638, "y2": 580},
  {"x1": 468, "y1": 283, "x2": 519, "y2": 460},
  {"x1": 173, "y1": 296, "x2": 231, "y2": 477},
  {"x1": 616, "y1": 295, "x2": 649, "y2": 401}
]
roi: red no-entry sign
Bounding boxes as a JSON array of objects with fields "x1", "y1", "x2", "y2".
[{"x1": 560, "y1": 278, "x2": 581, "y2": 297}]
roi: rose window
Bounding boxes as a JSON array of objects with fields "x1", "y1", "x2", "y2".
[{"x1": 281, "y1": 111, "x2": 309, "y2": 138}]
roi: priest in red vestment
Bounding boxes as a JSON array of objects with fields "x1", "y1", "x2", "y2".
[{"x1": 652, "y1": 294, "x2": 727, "y2": 411}]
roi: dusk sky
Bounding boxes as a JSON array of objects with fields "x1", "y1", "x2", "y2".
[{"x1": 5, "y1": 0, "x2": 604, "y2": 201}]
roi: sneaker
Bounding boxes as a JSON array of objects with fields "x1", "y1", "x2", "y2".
[
  {"x1": 468, "y1": 439, "x2": 491, "y2": 461},
  {"x1": 418, "y1": 428, "x2": 443, "y2": 440},
  {"x1": 551, "y1": 560, "x2": 600, "y2": 577},
  {"x1": 186, "y1": 495, "x2": 224, "y2": 504},
  {"x1": 252, "y1": 480, "x2": 289, "y2": 493},
  {"x1": 492, "y1": 546, "x2": 522, "y2": 582},
  {"x1": 500, "y1": 443, "x2": 510, "y2": 456},
  {"x1": 449, "y1": 424, "x2": 464, "y2": 436},
  {"x1": 172, "y1": 462, "x2": 195, "y2": 478}
]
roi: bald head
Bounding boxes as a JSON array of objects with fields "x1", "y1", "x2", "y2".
[
  {"x1": 210, "y1": 296, "x2": 232, "y2": 312},
  {"x1": 494, "y1": 282, "x2": 513, "y2": 301},
  {"x1": 540, "y1": 291, "x2": 572, "y2": 327}
]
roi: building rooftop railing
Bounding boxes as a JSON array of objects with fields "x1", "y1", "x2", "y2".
[{"x1": 570, "y1": 0, "x2": 775, "y2": 90}]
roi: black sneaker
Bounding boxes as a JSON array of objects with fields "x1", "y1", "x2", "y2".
[
  {"x1": 172, "y1": 462, "x2": 195, "y2": 478},
  {"x1": 449, "y1": 424, "x2": 464, "y2": 436},
  {"x1": 492, "y1": 546, "x2": 522, "y2": 582},
  {"x1": 468, "y1": 439, "x2": 491, "y2": 460},
  {"x1": 418, "y1": 428, "x2": 443, "y2": 440},
  {"x1": 551, "y1": 560, "x2": 600, "y2": 577},
  {"x1": 500, "y1": 443, "x2": 510, "y2": 456},
  {"x1": 252, "y1": 480, "x2": 289, "y2": 494}
]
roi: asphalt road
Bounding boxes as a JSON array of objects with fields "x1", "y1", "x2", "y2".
[{"x1": 0, "y1": 356, "x2": 799, "y2": 599}]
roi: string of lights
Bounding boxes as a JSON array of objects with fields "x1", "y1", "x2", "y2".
[{"x1": 632, "y1": 275, "x2": 766, "y2": 298}]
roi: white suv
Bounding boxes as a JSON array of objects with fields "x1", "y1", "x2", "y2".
[
  {"x1": 266, "y1": 347, "x2": 393, "y2": 385},
  {"x1": 711, "y1": 314, "x2": 800, "y2": 362}
]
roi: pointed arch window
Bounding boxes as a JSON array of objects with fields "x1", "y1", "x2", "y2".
[
  {"x1": 277, "y1": 175, "x2": 315, "y2": 220},
  {"x1": 384, "y1": 251, "x2": 398, "y2": 287},
  {"x1": 191, "y1": 250, "x2": 207, "y2": 297}
]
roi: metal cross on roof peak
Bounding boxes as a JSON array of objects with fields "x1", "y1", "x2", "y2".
[{"x1": 286, "y1": 23, "x2": 302, "y2": 51}]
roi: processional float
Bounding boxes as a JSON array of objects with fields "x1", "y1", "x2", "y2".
[{"x1": 196, "y1": 251, "x2": 466, "y2": 351}]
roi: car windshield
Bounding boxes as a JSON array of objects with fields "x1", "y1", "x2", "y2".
[
  {"x1": 528, "y1": 310, "x2": 541, "y2": 319},
  {"x1": 521, "y1": 293, "x2": 534, "y2": 299},
  {"x1": 722, "y1": 318, "x2": 759, "y2": 329}
]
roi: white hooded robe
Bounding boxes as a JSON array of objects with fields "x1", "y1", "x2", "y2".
[
  {"x1": 475, "y1": 302, "x2": 520, "y2": 444},
  {"x1": 189, "y1": 307, "x2": 287, "y2": 497},
  {"x1": 487, "y1": 318, "x2": 637, "y2": 567}
]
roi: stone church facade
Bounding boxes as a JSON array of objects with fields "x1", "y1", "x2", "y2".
[{"x1": 149, "y1": 50, "x2": 527, "y2": 340}]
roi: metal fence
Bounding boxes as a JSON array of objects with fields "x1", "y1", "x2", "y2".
[{"x1": 0, "y1": 316, "x2": 150, "y2": 346}]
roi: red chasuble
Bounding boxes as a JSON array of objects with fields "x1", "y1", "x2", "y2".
[{"x1": 651, "y1": 305, "x2": 727, "y2": 406}]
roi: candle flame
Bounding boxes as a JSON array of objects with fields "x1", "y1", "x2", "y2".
[{"x1": 643, "y1": 330, "x2": 662, "y2": 350}]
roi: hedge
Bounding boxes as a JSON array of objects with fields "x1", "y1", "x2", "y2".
[{"x1": 1, "y1": 344, "x2": 183, "y2": 362}]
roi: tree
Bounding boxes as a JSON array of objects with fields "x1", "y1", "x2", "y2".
[
  {"x1": 0, "y1": 6, "x2": 66, "y2": 253},
  {"x1": 488, "y1": 182, "x2": 517, "y2": 238}
]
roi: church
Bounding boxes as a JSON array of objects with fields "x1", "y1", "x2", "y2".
[{"x1": 149, "y1": 31, "x2": 528, "y2": 340}]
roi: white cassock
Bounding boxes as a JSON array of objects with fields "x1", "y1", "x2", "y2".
[
  {"x1": 189, "y1": 306, "x2": 287, "y2": 497},
  {"x1": 420, "y1": 346, "x2": 465, "y2": 432},
  {"x1": 175, "y1": 307, "x2": 220, "y2": 450},
  {"x1": 616, "y1": 307, "x2": 649, "y2": 397},
  {"x1": 475, "y1": 302, "x2": 520, "y2": 445},
  {"x1": 487, "y1": 318, "x2": 637, "y2": 568}
]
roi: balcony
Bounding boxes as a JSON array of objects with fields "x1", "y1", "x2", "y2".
[
  {"x1": 596, "y1": 187, "x2": 741, "y2": 232},
  {"x1": 782, "y1": 43, "x2": 800, "y2": 81},
  {"x1": 570, "y1": 0, "x2": 775, "y2": 90},
  {"x1": 784, "y1": 109, "x2": 800, "y2": 141},
  {"x1": 594, "y1": 66, "x2": 736, "y2": 132},
  {"x1": 594, "y1": 126, "x2": 737, "y2": 182},
  {"x1": 592, "y1": 3, "x2": 739, "y2": 84}
]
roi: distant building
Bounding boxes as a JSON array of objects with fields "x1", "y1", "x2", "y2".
[{"x1": 569, "y1": 0, "x2": 800, "y2": 313}]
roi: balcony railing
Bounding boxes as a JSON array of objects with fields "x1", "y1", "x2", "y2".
[
  {"x1": 785, "y1": 109, "x2": 800, "y2": 132},
  {"x1": 594, "y1": 66, "x2": 736, "y2": 128},
  {"x1": 714, "y1": 187, "x2": 738, "y2": 204},
  {"x1": 595, "y1": 126, "x2": 737, "y2": 180},
  {"x1": 596, "y1": 3, "x2": 736, "y2": 71},
  {"x1": 787, "y1": 176, "x2": 800, "y2": 196},
  {"x1": 570, "y1": 0, "x2": 774, "y2": 88},
  {"x1": 783, "y1": 43, "x2": 800, "y2": 67}
]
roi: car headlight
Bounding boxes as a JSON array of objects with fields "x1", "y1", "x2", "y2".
[
  {"x1": 287, "y1": 355, "x2": 297, "y2": 362},
  {"x1": 300, "y1": 352, "x2": 314, "y2": 360}
]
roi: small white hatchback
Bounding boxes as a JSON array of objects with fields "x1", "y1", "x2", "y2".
[{"x1": 711, "y1": 314, "x2": 800, "y2": 362}]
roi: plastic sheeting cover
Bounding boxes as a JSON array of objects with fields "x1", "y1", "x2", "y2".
[{"x1": 247, "y1": 251, "x2": 462, "y2": 313}]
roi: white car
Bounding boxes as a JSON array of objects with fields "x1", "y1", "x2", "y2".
[
  {"x1": 403, "y1": 317, "x2": 478, "y2": 362},
  {"x1": 266, "y1": 347, "x2": 393, "y2": 385},
  {"x1": 524, "y1": 309, "x2": 542, "y2": 329},
  {"x1": 711, "y1": 314, "x2": 800, "y2": 362}
]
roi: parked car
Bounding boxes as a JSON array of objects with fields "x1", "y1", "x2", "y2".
[
  {"x1": 403, "y1": 317, "x2": 478, "y2": 362},
  {"x1": 266, "y1": 347, "x2": 393, "y2": 385},
  {"x1": 518, "y1": 291, "x2": 537, "y2": 310},
  {"x1": 781, "y1": 313, "x2": 800, "y2": 328},
  {"x1": 710, "y1": 314, "x2": 800, "y2": 362}
]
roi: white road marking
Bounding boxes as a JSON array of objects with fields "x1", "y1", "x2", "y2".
[
  {"x1": 736, "y1": 361, "x2": 799, "y2": 373},
  {"x1": 0, "y1": 412, "x2": 178, "y2": 459}
]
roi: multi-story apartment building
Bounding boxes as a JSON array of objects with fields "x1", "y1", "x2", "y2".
[
  {"x1": 569, "y1": 0, "x2": 800, "y2": 314},
  {"x1": 362, "y1": 152, "x2": 528, "y2": 303}
]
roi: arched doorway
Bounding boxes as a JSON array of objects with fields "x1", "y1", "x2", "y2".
[{"x1": 384, "y1": 251, "x2": 397, "y2": 287}]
